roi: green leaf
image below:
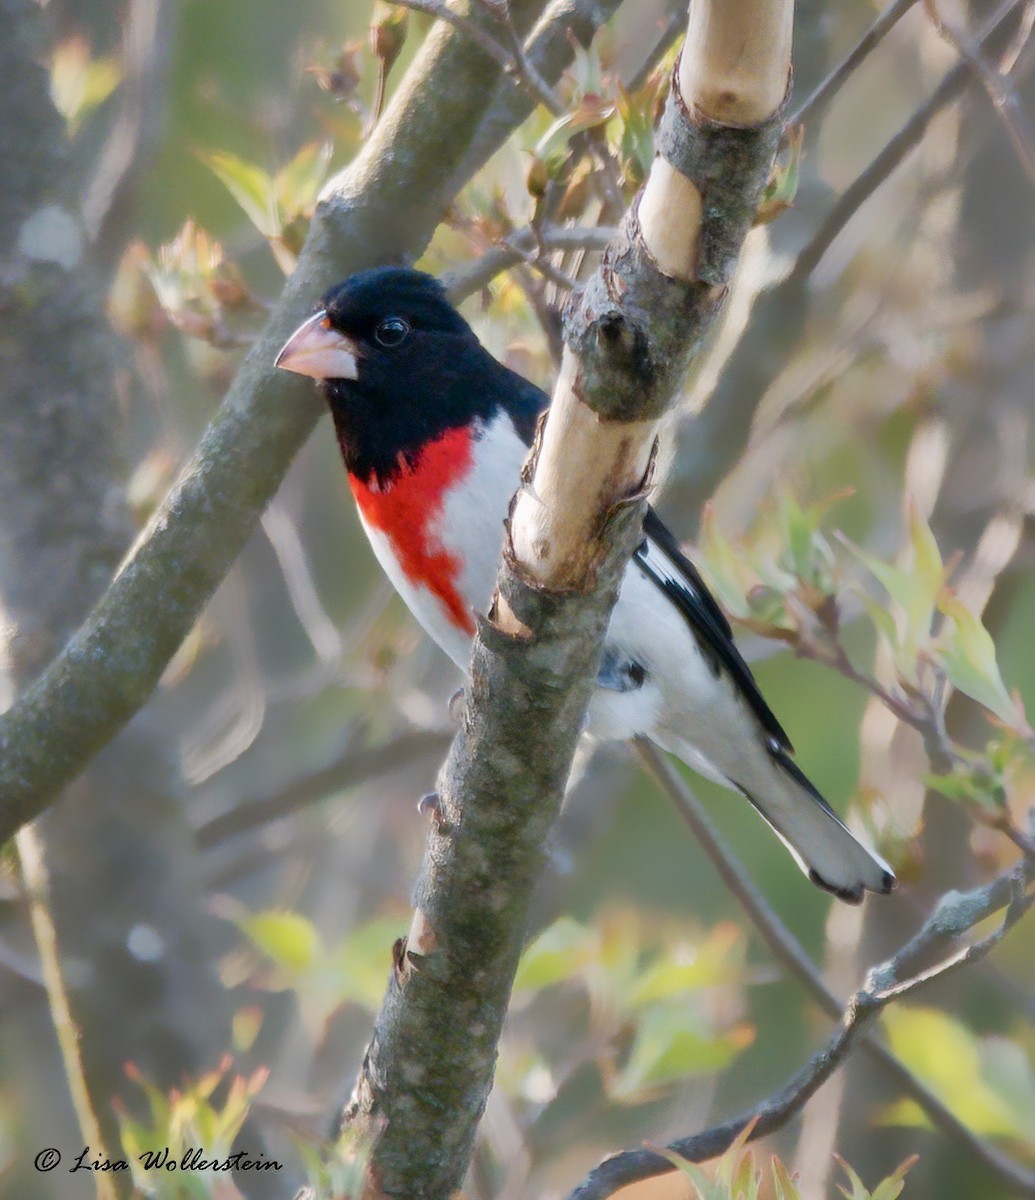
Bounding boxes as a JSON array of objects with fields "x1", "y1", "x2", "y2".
[
  {"x1": 937, "y1": 591, "x2": 1020, "y2": 725},
  {"x1": 534, "y1": 94, "x2": 615, "y2": 170},
  {"x1": 50, "y1": 38, "x2": 121, "y2": 133},
  {"x1": 731, "y1": 1148, "x2": 760, "y2": 1200},
  {"x1": 839, "y1": 501, "x2": 944, "y2": 673},
  {"x1": 715, "y1": 1118, "x2": 759, "y2": 1194},
  {"x1": 326, "y1": 915, "x2": 408, "y2": 1010},
  {"x1": 612, "y1": 1006, "x2": 753, "y2": 1098},
  {"x1": 202, "y1": 151, "x2": 278, "y2": 238},
  {"x1": 757, "y1": 124, "x2": 802, "y2": 223},
  {"x1": 239, "y1": 909, "x2": 321, "y2": 973},
  {"x1": 650, "y1": 1146, "x2": 727, "y2": 1200},
  {"x1": 839, "y1": 535, "x2": 918, "y2": 617},
  {"x1": 627, "y1": 923, "x2": 745, "y2": 1006},
  {"x1": 924, "y1": 759, "x2": 1007, "y2": 815},
  {"x1": 275, "y1": 141, "x2": 333, "y2": 223},
  {"x1": 836, "y1": 1156, "x2": 871, "y2": 1200},
  {"x1": 771, "y1": 1156, "x2": 802, "y2": 1200},
  {"x1": 852, "y1": 584, "x2": 900, "y2": 649},
  {"x1": 513, "y1": 916, "x2": 590, "y2": 993},
  {"x1": 849, "y1": 1155, "x2": 919, "y2": 1200},
  {"x1": 881, "y1": 1006, "x2": 1025, "y2": 1137}
]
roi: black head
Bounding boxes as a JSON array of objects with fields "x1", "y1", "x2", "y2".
[{"x1": 277, "y1": 267, "x2": 523, "y2": 485}]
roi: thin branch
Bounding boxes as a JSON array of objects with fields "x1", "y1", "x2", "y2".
[
  {"x1": 923, "y1": 0, "x2": 1035, "y2": 188},
  {"x1": 793, "y1": 0, "x2": 1028, "y2": 282},
  {"x1": 627, "y1": 0, "x2": 688, "y2": 93},
  {"x1": 790, "y1": 0, "x2": 918, "y2": 127},
  {"x1": 446, "y1": 0, "x2": 629, "y2": 193},
  {"x1": 670, "y1": 0, "x2": 1029, "y2": 522},
  {"x1": 567, "y1": 775, "x2": 1035, "y2": 1200},
  {"x1": 633, "y1": 741, "x2": 1035, "y2": 1196},
  {"x1": 261, "y1": 502, "x2": 344, "y2": 665},
  {"x1": 442, "y1": 224, "x2": 616, "y2": 301},
  {"x1": 392, "y1": 0, "x2": 565, "y2": 114},
  {"x1": 194, "y1": 729, "x2": 450, "y2": 850},
  {"x1": 84, "y1": 0, "x2": 177, "y2": 261}
]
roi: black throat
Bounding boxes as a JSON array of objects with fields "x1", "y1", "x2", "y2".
[{"x1": 323, "y1": 335, "x2": 547, "y2": 487}]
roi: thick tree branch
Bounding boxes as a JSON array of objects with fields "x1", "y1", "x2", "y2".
[
  {"x1": 340, "y1": 2, "x2": 793, "y2": 1195},
  {"x1": 567, "y1": 850, "x2": 1035, "y2": 1200},
  {"x1": 0, "y1": 0, "x2": 618, "y2": 843}
]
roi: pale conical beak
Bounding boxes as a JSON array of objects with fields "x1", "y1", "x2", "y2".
[{"x1": 275, "y1": 311, "x2": 360, "y2": 381}]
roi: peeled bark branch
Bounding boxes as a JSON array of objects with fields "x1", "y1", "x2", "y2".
[
  {"x1": 509, "y1": 6, "x2": 790, "y2": 589},
  {"x1": 341, "y1": 2, "x2": 792, "y2": 1195}
]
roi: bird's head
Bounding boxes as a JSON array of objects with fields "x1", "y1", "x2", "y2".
[{"x1": 276, "y1": 266, "x2": 493, "y2": 484}]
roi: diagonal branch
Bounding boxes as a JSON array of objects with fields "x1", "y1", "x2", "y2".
[
  {"x1": 0, "y1": 0, "x2": 618, "y2": 845},
  {"x1": 670, "y1": 0, "x2": 1027, "y2": 522},
  {"x1": 567, "y1": 830, "x2": 1035, "y2": 1200},
  {"x1": 634, "y1": 740, "x2": 1035, "y2": 1196}
]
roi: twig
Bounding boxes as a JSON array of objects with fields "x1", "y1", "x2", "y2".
[
  {"x1": 790, "y1": 0, "x2": 918, "y2": 127},
  {"x1": 569, "y1": 758, "x2": 1035, "y2": 1199},
  {"x1": 443, "y1": 224, "x2": 616, "y2": 301},
  {"x1": 670, "y1": 0, "x2": 1030, "y2": 520},
  {"x1": 627, "y1": 0, "x2": 688, "y2": 93},
  {"x1": 84, "y1": 0, "x2": 177, "y2": 259},
  {"x1": 923, "y1": 0, "x2": 1035, "y2": 188},
  {"x1": 793, "y1": 0, "x2": 1028, "y2": 282},
  {"x1": 445, "y1": 0, "x2": 628, "y2": 193},
  {"x1": 261, "y1": 501, "x2": 344, "y2": 665},
  {"x1": 392, "y1": 0, "x2": 564, "y2": 115},
  {"x1": 194, "y1": 729, "x2": 450, "y2": 850},
  {"x1": 629, "y1": 741, "x2": 1035, "y2": 1196}
]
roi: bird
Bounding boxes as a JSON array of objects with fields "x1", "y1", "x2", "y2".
[{"x1": 276, "y1": 265, "x2": 895, "y2": 904}]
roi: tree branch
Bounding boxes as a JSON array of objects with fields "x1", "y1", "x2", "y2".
[
  {"x1": 567, "y1": 838, "x2": 1035, "y2": 1200},
  {"x1": 442, "y1": 223, "x2": 616, "y2": 301},
  {"x1": 0, "y1": 0, "x2": 619, "y2": 843},
  {"x1": 790, "y1": 0, "x2": 918, "y2": 128},
  {"x1": 634, "y1": 740, "x2": 1035, "y2": 1196},
  {"x1": 339, "y1": 2, "x2": 793, "y2": 1194},
  {"x1": 391, "y1": 0, "x2": 564, "y2": 115}
]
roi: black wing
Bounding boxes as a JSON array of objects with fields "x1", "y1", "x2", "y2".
[{"x1": 636, "y1": 508, "x2": 793, "y2": 754}]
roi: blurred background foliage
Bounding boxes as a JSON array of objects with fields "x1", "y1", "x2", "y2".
[{"x1": 2, "y1": 0, "x2": 1034, "y2": 1197}]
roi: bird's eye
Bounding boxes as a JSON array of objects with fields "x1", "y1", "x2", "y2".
[{"x1": 374, "y1": 317, "x2": 410, "y2": 348}]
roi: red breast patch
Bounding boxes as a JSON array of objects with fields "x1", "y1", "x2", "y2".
[{"x1": 349, "y1": 426, "x2": 476, "y2": 635}]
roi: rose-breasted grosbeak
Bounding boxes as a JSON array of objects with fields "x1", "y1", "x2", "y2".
[{"x1": 276, "y1": 266, "x2": 894, "y2": 904}]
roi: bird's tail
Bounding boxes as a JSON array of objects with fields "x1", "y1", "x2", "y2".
[
  {"x1": 665, "y1": 735, "x2": 895, "y2": 904},
  {"x1": 738, "y1": 748, "x2": 894, "y2": 903}
]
